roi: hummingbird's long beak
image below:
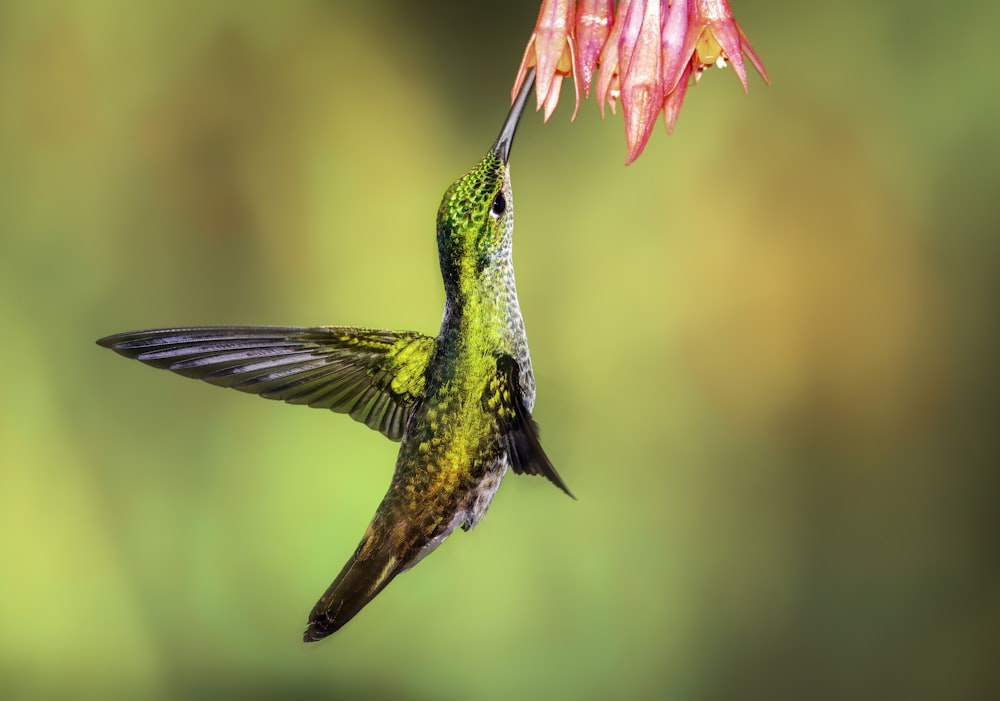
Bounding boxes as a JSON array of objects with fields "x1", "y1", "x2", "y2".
[{"x1": 493, "y1": 68, "x2": 536, "y2": 165}]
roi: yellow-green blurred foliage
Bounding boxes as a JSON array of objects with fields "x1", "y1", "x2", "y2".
[{"x1": 2, "y1": 1, "x2": 997, "y2": 699}]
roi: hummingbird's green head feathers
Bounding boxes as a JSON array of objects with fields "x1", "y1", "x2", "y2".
[
  {"x1": 436, "y1": 153, "x2": 512, "y2": 296},
  {"x1": 436, "y1": 69, "x2": 535, "y2": 299}
]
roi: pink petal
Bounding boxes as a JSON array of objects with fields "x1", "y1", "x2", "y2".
[
  {"x1": 573, "y1": 0, "x2": 613, "y2": 98},
  {"x1": 738, "y1": 23, "x2": 770, "y2": 84},
  {"x1": 616, "y1": 0, "x2": 647, "y2": 80},
  {"x1": 708, "y1": 18, "x2": 749, "y2": 91},
  {"x1": 566, "y1": 37, "x2": 582, "y2": 121},
  {"x1": 533, "y1": 0, "x2": 575, "y2": 108},
  {"x1": 595, "y1": 0, "x2": 631, "y2": 118},
  {"x1": 695, "y1": 0, "x2": 734, "y2": 24},
  {"x1": 660, "y1": 0, "x2": 691, "y2": 95},
  {"x1": 694, "y1": 0, "x2": 762, "y2": 91},
  {"x1": 621, "y1": 0, "x2": 663, "y2": 164},
  {"x1": 662, "y1": 62, "x2": 692, "y2": 134},
  {"x1": 511, "y1": 35, "x2": 538, "y2": 104},
  {"x1": 543, "y1": 74, "x2": 564, "y2": 122}
]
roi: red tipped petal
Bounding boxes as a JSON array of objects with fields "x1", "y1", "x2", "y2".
[
  {"x1": 573, "y1": 0, "x2": 613, "y2": 98},
  {"x1": 621, "y1": 0, "x2": 662, "y2": 164},
  {"x1": 567, "y1": 37, "x2": 582, "y2": 121},
  {"x1": 738, "y1": 24, "x2": 770, "y2": 84},
  {"x1": 616, "y1": 0, "x2": 647, "y2": 77},
  {"x1": 543, "y1": 74, "x2": 563, "y2": 122},
  {"x1": 695, "y1": 0, "x2": 734, "y2": 24},
  {"x1": 660, "y1": 0, "x2": 691, "y2": 95},
  {"x1": 595, "y1": 0, "x2": 630, "y2": 118},
  {"x1": 533, "y1": 0, "x2": 575, "y2": 108},
  {"x1": 709, "y1": 20, "x2": 749, "y2": 91},
  {"x1": 693, "y1": 0, "x2": 766, "y2": 92},
  {"x1": 662, "y1": 62, "x2": 692, "y2": 134},
  {"x1": 622, "y1": 81, "x2": 661, "y2": 164},
  {"x1": 512, "y1": 35, "x2": 538, "y2": 104}
]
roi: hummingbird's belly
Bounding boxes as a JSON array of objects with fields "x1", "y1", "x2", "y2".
[
  {"x1": 461, "y1": 455, "x2": 508, "y2": 532},
  {"x1": 400, "y1": 455, "x2": 508, "y2": 573}
]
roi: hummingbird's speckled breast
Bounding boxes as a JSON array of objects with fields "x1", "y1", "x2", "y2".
[{"x1": 376, "y1": 353, "x2": 511, "y2": 570}]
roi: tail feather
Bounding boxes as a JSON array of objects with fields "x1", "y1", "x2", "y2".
[
  {"x1": 303, "y1": 497, "x2": 468, "y2": 641},
  {"x1": 303, "y1": 528, "x2": 406, "y2": 642}
]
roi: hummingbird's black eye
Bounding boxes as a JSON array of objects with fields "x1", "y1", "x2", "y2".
[{"x1": 490, "y1": 193, "x2": 506, "y2": 218}]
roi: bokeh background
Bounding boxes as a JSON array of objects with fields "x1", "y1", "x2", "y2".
[{"x1": 2, "y1": 1, "x2": 997, "y2": 699}]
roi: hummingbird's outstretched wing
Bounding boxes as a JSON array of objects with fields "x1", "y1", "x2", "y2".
[
  {"x1": 97, "y1": 326, "x2": 436, "y2": 440},
  {"x1": 492, "y1": 355, "x2": 574, "y2": 498}
]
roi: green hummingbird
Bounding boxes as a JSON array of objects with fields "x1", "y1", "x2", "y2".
[{"x1": 97, "y1": 68, "x2": 572, "y2": 642}]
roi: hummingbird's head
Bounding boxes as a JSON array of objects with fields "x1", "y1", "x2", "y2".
[
  {"x1": 436, "y1": 70, "x2": 535, "y2": 299},
  {"x1": 436, "y1": 152, "x2": 512, "y2": 297}
]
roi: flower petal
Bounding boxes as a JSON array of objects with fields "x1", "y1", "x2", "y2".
[
  {"x1": 738, "y1": 24, "x2": 770, "y2": 85},
  {"x1": 621, "y1": 0, "x2": 662, "y2": 164},
  {"x1": 616, "y1": 0, "x2": 646, "y2": 77},
  {"x1": 594, "y1": 0, "x2": 631, "y2": 118},
  {"x1": 566, "y1": 37, "x2": 582, "y2": 120},
  {"x1": 573, "y1": 0, "x2": 613, "y2": 98},
  {"x1": 660, "y1": 0, "x2": 691, "y2": 95},
  {"x1": 694, "y1": 0, "x2": 769, "y2": 92},
  {"x1": 707, "y1": 16, "x2": 749, "y2": 91},
  {"x1": 533, "y1": 0, "x2": 575, "y2": 108},
  {"x1": 543, "y1": 74, "x2": 564, "y2": 121},
  {"x1": 511, "y1": 35, "x2": 538, "y2": 103},
  {"x1": 662, "y1": 62, "x2": 692, "y2": 134}
]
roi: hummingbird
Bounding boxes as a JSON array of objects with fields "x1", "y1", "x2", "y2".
[{"x1": 97, "y1": 68, "x2": 572, "y2": 642}]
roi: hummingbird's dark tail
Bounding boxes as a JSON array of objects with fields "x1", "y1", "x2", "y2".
[{"x1": 303, "y1": 520, "x2": 415, "y2": 642}]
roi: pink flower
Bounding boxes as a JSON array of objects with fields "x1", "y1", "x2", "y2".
[
  {"x1": 513, "y1": 0, "x2": 580, "y2": 121},
  {"x1": 512, "y1": 0, "x2": 769, "y2": 164}
]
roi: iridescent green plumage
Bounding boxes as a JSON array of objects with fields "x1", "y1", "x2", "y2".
[{"x1": 97, "y1": 68, "x2": 571, "y2": 642}]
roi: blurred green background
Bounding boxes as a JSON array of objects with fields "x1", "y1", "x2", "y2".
[{"x1": 2, "y1": 1, "x2": 997, "y2": 699}]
